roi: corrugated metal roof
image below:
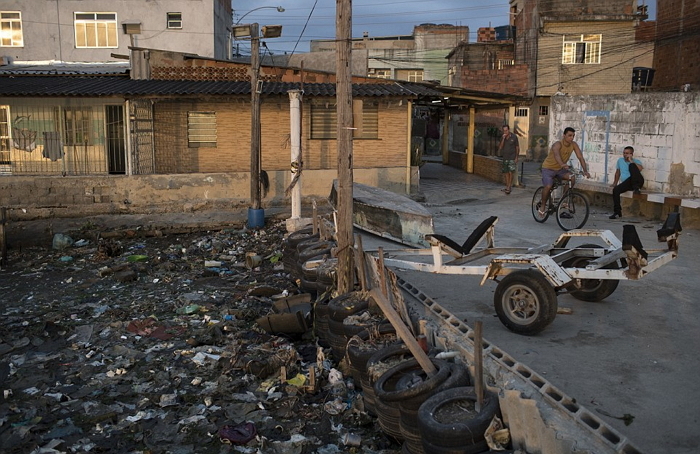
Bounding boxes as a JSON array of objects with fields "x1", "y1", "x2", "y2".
[
  {"x1": 0, "y1": 61, "x2": 130, "y2": 76},
  {"x1": 0, "y1": 76, "x2": 443, "y2": 98}
]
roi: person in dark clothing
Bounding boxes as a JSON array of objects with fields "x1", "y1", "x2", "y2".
[
  {"x1": 609, "y1": 146, "x2": 644, "y2": 219},
  {"x1": 497, "y1": 125, "x2": 519, "y2": 194}
]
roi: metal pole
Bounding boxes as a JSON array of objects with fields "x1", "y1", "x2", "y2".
[{"x1": 250, "y1": 23, "x2": 261, "y2": 211}]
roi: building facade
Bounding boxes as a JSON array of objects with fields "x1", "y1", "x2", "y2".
[{"x1": 0, "y1": 0, "x2": 233, "y2": 62}]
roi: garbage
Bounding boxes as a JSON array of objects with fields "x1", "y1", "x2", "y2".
[
  {"x1": 0, "y1": 219, "x2": 404, "y2": 454},
  {"x1": 52, "y1": 233, "x2": 74, "y2": 250},
  {"x1": 218, "y1": 422, "x2": 257, "y2": 445}
]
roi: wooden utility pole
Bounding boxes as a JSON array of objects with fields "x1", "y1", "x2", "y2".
[
  {"x1": 336, "y1": 0, "x2": 354, "y2": 293},
  {"x1": 250, "y1": 23, "x2": 262, "y2": 210}
]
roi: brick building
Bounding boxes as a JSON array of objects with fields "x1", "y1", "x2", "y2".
[{"x1": 652, "y1": 0, "x2": 700, "y2": 91}]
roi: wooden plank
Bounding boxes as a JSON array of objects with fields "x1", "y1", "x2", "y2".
[
  {"x1": 369, "y1": 287, "x2": 437, "y2": 377},
  {"x1": 474, "y1": 320, "x2": 484, "y2": 412},
  {"x1": 0, "y1": 207, "x2": 6, "y2": 268}
]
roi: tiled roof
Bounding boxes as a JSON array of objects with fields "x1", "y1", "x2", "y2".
[
  {"x1": 0, "y1": 61, "x2": 130, "y2": 76},
  {"x1": 0, "y1": 76, "x2": 443, "y2": 98}
]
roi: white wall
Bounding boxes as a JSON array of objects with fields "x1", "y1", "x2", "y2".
[
  {"x1": 550, "y1": 92, "x2": 700, "y2": 196},
  {"x1": 0, "y1": 0, "x2": 228, "y2": 62}
]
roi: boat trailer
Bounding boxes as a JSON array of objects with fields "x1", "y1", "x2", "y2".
[{"x1": 376, "y1": 213, "x2": 682, "y2": 335}]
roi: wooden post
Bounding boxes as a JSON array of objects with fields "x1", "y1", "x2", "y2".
[
  {"x1": 336, "y1": 0, "x2": 354, "y2": 294},
  {"x1": 474, "y1": 321, "x2": 484, "y2": 412},
  {"x1": 370, "y1": 288, "x2": 437, "y2": 376},
  {"x1": 0, "y1": 207, "x2": 7, "y2": 268},
  {"x1": 354, "y1": 234, "x2": 368, "y2": 291},
  {"x1": 250, "y1": 23, "x2": 262, "y2": 210}
]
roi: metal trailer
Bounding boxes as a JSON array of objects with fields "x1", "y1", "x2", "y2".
[{"x1": 376, "y1": 214, "x2": 681, "y2": 335}]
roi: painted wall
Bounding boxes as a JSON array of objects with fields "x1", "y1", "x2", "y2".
[
  {"x1": 537, "y1": 21, "x2": 638, "y2": 97},
  {"x1": 550, "y1": 92, "x2": 700, "y2": 196},
  {"x1": 0, "y1": 0, "x2": 230, "y2": 62}
]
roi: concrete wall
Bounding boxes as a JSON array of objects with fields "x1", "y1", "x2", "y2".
[
  {"x1": 0, "y1": 0, "x2": 229, "y2": 62},
  {"x1": 550, "y1": 92, "x2": 700, "y2": 196},
  {"x1": 0, "y1": 167, "x2": 416, "y2": 221}
]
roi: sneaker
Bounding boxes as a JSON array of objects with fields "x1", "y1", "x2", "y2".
[
  {"x1": 560, "y1": 212, "x2": 573, "y2": 219},
  {"x1": 609, "y1": 213, "x2": 622, "y2": 219},
  {"x1": 633, "y1": 189, "x2": 642, "y2": 195}
]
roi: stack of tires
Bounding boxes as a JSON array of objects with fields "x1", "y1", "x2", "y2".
[
  {"x1": 326, "y1": 292, "x2": 385, "y2": 361},
  {"x1": 282, "y1": 227, "x2": 318, "y2": 274},
  {"x1": 375, "y1": 358, "x2": 470, "y2": 453},
  {"x1": 297, "y1": 239, "x2": 335, "y2": 296},
  {"x1": 346, "y1": 323, "x2": 400, "y2": 390},
  {"x1": 365, "y1": 345, "x2": 412, "y2": 441},
  {"x1": 417, "y1": 386, "x2": 500, "y2": 453}
]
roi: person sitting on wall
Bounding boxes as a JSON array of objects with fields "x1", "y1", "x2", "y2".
[{"x1": 609, "y1": 146, "x2": 644, "y2": 220}]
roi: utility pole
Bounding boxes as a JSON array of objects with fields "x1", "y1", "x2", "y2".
[
  {"x1": 336, "y1": 0, "x2": 354, "y2": 293},
  {"x1": 249, "y1": 23, "x2": 263, "y2": 225}
]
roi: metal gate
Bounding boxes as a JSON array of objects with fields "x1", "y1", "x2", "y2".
[{"x1": 129, "y1": 99, "x2": 155, "y2": 175}]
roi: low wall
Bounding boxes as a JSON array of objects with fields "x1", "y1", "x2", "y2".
[
  {"x1": 0, "y1": 167, "x2": 418, "y2": 221},
  {"x1": 447, "y1": 151, "x2": 505, "y2": 184}
]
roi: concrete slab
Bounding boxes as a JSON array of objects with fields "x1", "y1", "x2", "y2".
[{"x1": 360, "y1": 162, "x2": 700, "y2": 454}]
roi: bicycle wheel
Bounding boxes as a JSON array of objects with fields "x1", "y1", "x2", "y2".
[
  {"x1": 556, "y1": 191, "x2": 589, "y2": 230},
  {"x1": 531, "y1": 187, "x2": 549, "y2": 223}
]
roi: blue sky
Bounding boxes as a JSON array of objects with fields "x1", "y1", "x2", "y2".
[{"x1": 232, "y1": 1, "x2": 656, "y2": 56}]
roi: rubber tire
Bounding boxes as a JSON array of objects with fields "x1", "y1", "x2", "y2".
[
  {"x1": 417, "y1": 386, "x2": 499, "y2": 446},
  {"x1": 298, "y1": 241, "x2": 334, "y2": 263},
  {"x1": 285, "y1": 227, "x2": 318, "y2": 248},
  {"x1": 532, "y1": 186, "x2": 550, "y2": 223},
  {"x1": 327, "y1": 292, "x2": 370, "y2": 322},
  {"x1": 494, "y1": 269, "x2": 558, "y2": 335},
  {"x1": 564, "y1": 244, "x2": 620, "y2": 302},
  {"x1": 374, "y1": 359, "x2": 451, "y2": 403},
  {"x1": 556, "y1": 192, "x2": 589, "y2": 231}
]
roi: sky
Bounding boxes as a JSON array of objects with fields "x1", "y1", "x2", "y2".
[{"x1": 232, "y1": 1, "x2": 656, "y2": 57}]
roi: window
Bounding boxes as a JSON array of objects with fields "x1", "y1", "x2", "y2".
[
  {"x1": 515, "y1": 107, "x2": 529, "y2": 117},
  {"x1": 562, "y1": 34, "x2": 601, "y2": 64},
  {"x1": 310, "y1": 100, "x2": 378, "y2": 139},
  {"x1": 395, "y1": 69, "x2": 424, "y2": 82},
  {"x1": 58, "y1": 107, "x2": 93, "y2": 146},
  {"x1": 188, "y1": 112, "x2": 217, "y2": 147},
  {"x1": 0, "y1": 106, "x2": 10, "y2": 165},
  {"x1": 538, "y1": 105, "x2": 549, "y2": 116},
  {"x1": 167, "y1": 12, "x2": 182, "y2": 29},
  {"x1": 74, "y1": 12, "x2": 118, "y2": 48},
  {"x1": 498, "y1": 59, "x2": 514, "y2": 70},
  {"x1": 368, "y1": 68, "x2": 391, "y2": 79},
  {"x1": 0, "y1": 11, "x2": 23, "y2": 47}
]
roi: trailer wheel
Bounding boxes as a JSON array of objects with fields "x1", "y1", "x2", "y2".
[
  {"x1": 564, "y1": 244, "x2": 620, "y2": 302},
  {"x1": 494, "y1": 269, "x2": 558, "y2": 335}
]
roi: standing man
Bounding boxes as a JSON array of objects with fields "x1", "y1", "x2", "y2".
[
  {"x1": 537, "y1": 127, "x2": 590, "y2": 217},
  {"x1": 609, "y1": 146, "x2": 644, "y2": 219},
  {"x1": 498, "y1": 125, "x2": 519, "y2": 194}
]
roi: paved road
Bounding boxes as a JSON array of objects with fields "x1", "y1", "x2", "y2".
[{"x1": 362, "y1": 161, "x2": 700, "y2": 454}]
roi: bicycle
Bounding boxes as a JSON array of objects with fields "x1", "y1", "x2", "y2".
[{"x1": 531, "y1": 171, "x2": 590, "y2": 231}]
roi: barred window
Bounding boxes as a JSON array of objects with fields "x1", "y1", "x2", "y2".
[{"x1": 188, "y1": 112, "x2": 217, "y2": 147}]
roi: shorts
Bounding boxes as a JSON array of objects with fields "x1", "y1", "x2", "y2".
[
  {"x1": 541, "y1": 167, "x2": 571, "y2": 187},
  {"x1": 501, "y1": 159, "x2": 516, "y2": 173}
]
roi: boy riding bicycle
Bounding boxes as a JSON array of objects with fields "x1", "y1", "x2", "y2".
[{"x1": 538, "y1": 127, "x2": 590, "y2": 217}]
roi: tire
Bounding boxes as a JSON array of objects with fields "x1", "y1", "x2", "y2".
[
  {"x1": 374, "y1": 359, "x2": 451, "y2": 403},
  {"x1": 285, "y1": 227, "x2": 318, "y2": 248},
  {"x1": 494, "y1": 269, "x2": 558, "y2": 335},
  {"x1": 298, "y1": 241, "x2": 334, "y2": 263},
  {"x1": 532, "y1": 187, "x2": 549, "y2": 223},
  {"x1": 327, "y1": 292, "x2": 370, "y2": 322},
  {"x1": 417, "y1": 387, "x2": 499, "y2": 447},
  {"x1": 556, "y1": 191, "x2": 589, "y2": 231},
  {"x1": 564, "y1": 244, "x2": 620, "y2": 302}
]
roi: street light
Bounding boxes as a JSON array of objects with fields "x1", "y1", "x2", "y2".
[
  {"x1": 234, "y1": 6, "x2": 284, "y2": 25},
  {"x1": 232, "y1": 22, "x2": 283, "y2": 228}
]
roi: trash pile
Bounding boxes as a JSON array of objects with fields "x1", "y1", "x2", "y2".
[{"x1": 0, "y1": 221, "x2": 402, "y2": 454}]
